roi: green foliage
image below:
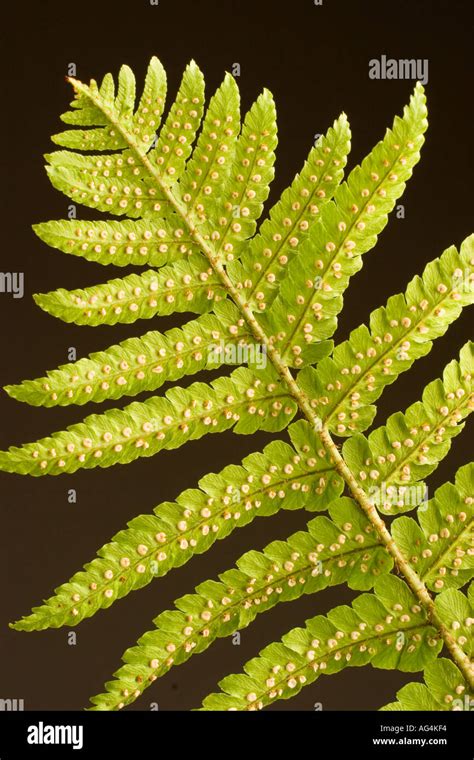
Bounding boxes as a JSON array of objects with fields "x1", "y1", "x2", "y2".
[
  {"x1": 392, "y1": 464, "x2": 473, "y2": 592},
  {"x1": 381, "y1": 658, "x2": 473, "y2": 711},
  {"x1": 227, "y1": 115, "x2": 351, "y2": 309},
  {"x1": 88, "y1": 497, "x2": 392, "y2": 710},
  {"x1": 179, "y1": 73, "x2": 240, "y2": 208},
  {"x1": 343, "y1": 343, "x2": 474, "y2": 514},
  {"x1": 298, "y1": 236, "x2": 474, "y2": 434},
  {"x1": 262, "y1": 84, "x2": 428, "y2": 367},
  {"x1": 435, "y1": 587, "x2": 473, "y2": 659},
  {"x1": 11, "y1": 421, "x2": 343, "y2": 631},
  {"x1": 2, "y1": 57, "x2": 473, "y2": 712},
  {"x1": 34, "y1": 259, "x2": 223, "y2": 326},
  {"x1": 33, "y1": 216, "x2": 200, "y2": 268},
  {"x1": 200, "y1": 576, "x2": 442, "y2": 710},
  {"x1": 200, "y1": 88, "x2": 278, "y2": 261},
  {"x1": 55, "y1": 58, "x2": 167, "y2": 153},
  {"x1": 5, "y1": 302, "x2": 252, "y2": 406},
  {"x1": 0, "y1": 366, "x2": 296, "y2": 475}
]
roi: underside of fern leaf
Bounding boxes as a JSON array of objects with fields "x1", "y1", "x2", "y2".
[
  {"x1": 381, "y1": 658, "x2": 473, "y2": 711},
  {"x1": 200, "y1": 575, "x2": 448, "y2": 711},
  {"x1": 11, "y1": 421, "x2": 343, "y2": 631},
  {"x1": 3, "y1": 56, "x2": 473, "y2": 713}
]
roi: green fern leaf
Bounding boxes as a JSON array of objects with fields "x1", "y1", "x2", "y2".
[
  {"x1": 343, "y1": 343, "x2": 474, "y2": 514},
  {"x1": 298, "y1": 235, "x2": 474, "y2": 434},
  {"x1": 33, "y1": 216, "x2": 199, "y2": 268},
  {"x1": 48, "y1": 61, "x2": 204, "y2": 219},
  {"x1": 54, "y1": 59, "x2": 200, "y2": 165},
  {"x1": 179, "y1": 72, "x2": 240, "y2": 209},
  {"x1": 381, "y1": 658, "x2": 473, "y2": 711},
  {"x1": 33, "y1": 260, "x2": 223, "y2": 326},
  {"x1": 86, "y1": 497, "x2": 391, "y2": 710},
  {"x1": 0, "y1": 366, "x2": 296, "y2": 475},
  {"x1": 131, "y1": 57, "x2": 167, "y2": 151},
  {"x1": 391, "y1": 464, "x2": 473, "y2": 592},
  {"x1": 53, "y1": 69, "x2": 130, "y2": 150},
  {"x1": 45, "y1": 151, "x2": 167, "y2": 219},
  {"x1": 59, "y1": 72, "x2": 112, "y2": 127},
  {"x1": 4, "y1": 303, "x2": 253, "y2": 406},
  {"x1": 3, "y1": 57, "x2": 473, "y2": 713},
  {"x1": 200, "y1": 575, "x2": 441, "y2": 710},
  {"x1": 12, "y1": 428, "x2": 343, "y2": 631},
  {"x1": 264, "y1": 84, "x2": 428, "y2": 366},
  {"x1": 199, "y1": 89, "x2": 278, "y2": 263},
  {"x1": 146, "y1": 60, "x2": 205, "y2": 180},
  {"x1": 434, "y1": 587, "x2": 473, "y2": 659},
  {"x1": 227, "y1": 114, "x2": 351, "y2": 309}
]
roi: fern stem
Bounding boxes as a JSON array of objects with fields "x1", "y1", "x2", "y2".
[
  {"x1": 318, "y1": 425, "x2": 474, "y2": 688},
  {"x1": 75, "y1": 78, "x2": 473, "y2": 689}
]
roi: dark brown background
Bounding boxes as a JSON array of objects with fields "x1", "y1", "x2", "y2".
[{"x1": 0, "y1": 0, "x2": 472, "y2": 711}]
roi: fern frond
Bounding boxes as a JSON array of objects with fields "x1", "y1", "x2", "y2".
[
  {"x1": 298, "y1": 235, "x2": 474, "y2": 434},
  {"x1": 0, "y1": 366, "x2": 296, "y2": 475},
  {"x1": 382, "y1": 586, "x2": 473, "y2": 710},
  {"x1": 264, "y1": 84, "x2": 428, "y2": 366},
  {"x1": 56, "y1": 59, "x2": 167, "y2": 153},
  {"x1": 391, "y1": 464, "x2": 473, "y2": 592},
  {"x1": 54, "y1": 59, "x2": 199, "y2": 163},
  {"x1": 381, "y1": 658, "x2": 473, "y2": 710},
  {"x1": 44, "y1": 149, "x2": 167, "y2": 218},
  {"x1": 59, "y1": 73, "x2": 113, "y2": 126},
  {"x1": 4, "y1": 56, "x2": 473, "y2": 712},
  {"x1": 33, "y1": 217, "x2": 199, "y2": 268},
  {"x1": 200, "y1": 575, "x2": 441, "y2": 710},
  {"x1": 47, "y1": 60, "x2": 204, "y2": 222},
  {"x1": 434, "y1": 587, "x2": 473, "y2": 659},
  {"x1": 54, "y1": 66, "x2": 135, "y2": 150},
  {"x1": 147, "y1": 60, "x2": 205, "y2": 180},
  {"x1": 33, "y1": 260, "x2": 223, "y2": 325},
  {"x1": 343, "y1": 343, "x2": 474, "y2": 514},
  {"x1": 199, "y1": 89, "x2": 278, "y2": 263},
  {"x1": 11, "y1": 433, "x2": 343, "y2": 632},
  {"x1": 179, "y1": 73, "x2": 240, "y2": 209},
  {"x1": 130, "y1": 57, "x2": 167, "y2": 149},
  {"x1": 87, "y1": 497, "x2": 391, "y2": 710},
  {"x1": 5, "y1": 303, "x2": 252, "y2": 407},
  {"x1": 227, "y1": 114, "x2": 351, "y2": 309},
  {"x1": 12, "y1": 420, "x2": 342, "y2": 631}
]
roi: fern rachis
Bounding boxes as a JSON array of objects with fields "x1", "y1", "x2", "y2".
[{"x1": 2, "y1": 57, "x2": 473, "y2": 711}]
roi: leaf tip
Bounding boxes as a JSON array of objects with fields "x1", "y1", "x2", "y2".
[
  {"x1": 32, "y1": 292, "x2": 48, "y2": 309},
  {"x1": 9, "y1": 620, "x2": 24, "y2": 632},
  {"x1": 3, "y1": 384, "x2": 20, "y2": 401},
  {"x1": 0, "y1": 450, "x2": 17, "y2": 474}
]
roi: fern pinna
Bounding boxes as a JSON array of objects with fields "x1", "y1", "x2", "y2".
[{"x1": 2, "y1": 57, "x2": 473, "y2": 711}]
